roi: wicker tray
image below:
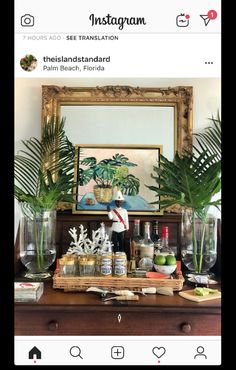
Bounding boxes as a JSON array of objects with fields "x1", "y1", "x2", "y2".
[{"x1": 53, "y1": 273, "x2": 184, "y2": 292}]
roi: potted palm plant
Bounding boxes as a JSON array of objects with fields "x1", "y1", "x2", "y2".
[
  {"x1": 14, "y1": 118, "x2": 75, "y2": 279},
  {"x1": 146, "y1": 114, "x2": 221, "y2": 275},
  {"x1": 79, "y1": 153, "x2": 140, "y2": 203}
]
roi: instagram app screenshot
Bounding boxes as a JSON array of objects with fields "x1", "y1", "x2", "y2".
[{"x1": 14, "y1": 0, "x2": 221, "y2": 366}]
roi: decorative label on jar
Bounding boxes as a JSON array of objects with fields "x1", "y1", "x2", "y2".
[
  {"x1": 101, "y1": 265, "x2": 112, "y2": 276},
  {"x1": 100, "y1": 254, "x2": 112, "y2": 276},
  {"x1": 114, "y1": 264, "x2": 127, "y2": 277}
]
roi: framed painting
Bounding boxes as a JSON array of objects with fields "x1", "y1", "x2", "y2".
[{"x1": 73, "y1": 144, "x2": 162, "y2": 215}]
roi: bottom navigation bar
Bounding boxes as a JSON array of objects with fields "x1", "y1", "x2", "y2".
[{"x1": 15, "y1": 336, "x2": 221, "y2": 365}]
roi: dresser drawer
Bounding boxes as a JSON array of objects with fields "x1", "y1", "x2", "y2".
[{"x1": 15, "y1": 310, "x2": 221, "y2": 336}]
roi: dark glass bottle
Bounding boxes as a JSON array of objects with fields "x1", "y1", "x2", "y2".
[
  {"x1": 130, "y1": 219, "x2": 143, "y2": 263},
  {"x1": 151, "y1": 221, "x2": 161, "y2": 253}
]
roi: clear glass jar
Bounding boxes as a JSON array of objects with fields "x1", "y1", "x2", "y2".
[
  {"x1": 114, "y1": 252, "x2": 127, "y2": 277},
  {"x1": 79, "y1": 255, "x2": 96, "y2": 276},
  {"x1": 59, "y1": 254, "x2": 78, "y2": 276},
  {"x1": 95, "y1": 253, "x2": 102, "y2": 276},
  {"x1": 100, "y1": 252, "x2": 113, "y2": 276},
  {"x1": 60, "y1": 259, "x2": 76, "y2": 276}
]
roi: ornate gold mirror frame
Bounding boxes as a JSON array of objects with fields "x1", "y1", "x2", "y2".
[
  {"x1": 41, "y1": 85, "x2": 193, "y2": 213},
  {"x1": 42, "y1": 85, "x2": 193, "y2": 154}
]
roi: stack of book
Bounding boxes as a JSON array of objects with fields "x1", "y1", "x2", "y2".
[{"x1": 14, "y1": 282, "x2": 44, "y2": 302}]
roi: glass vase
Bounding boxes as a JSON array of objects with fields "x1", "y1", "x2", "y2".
[
  {"x1": 19, "y1": 210, "x2": 56, "y2": 279},
  {"x1": 181, "y1": 208, "x2": 217, "y2": 276}
]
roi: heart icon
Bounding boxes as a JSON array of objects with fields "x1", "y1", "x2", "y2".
[{"x1": 152, "y1": 346, "x2": 166, "y2": 359}]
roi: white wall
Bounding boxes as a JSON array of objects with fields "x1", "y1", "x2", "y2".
[{"x1": 15, "y1": 78, "x2": 221, "y2": 237}]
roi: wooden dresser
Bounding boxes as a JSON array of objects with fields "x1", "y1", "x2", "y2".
[
  {"x1": 15, "y1": 282, "x2": 221, "y2": 336},
  {"x1": 15, "y1": 212, "x2": 221, "y2": 336}
]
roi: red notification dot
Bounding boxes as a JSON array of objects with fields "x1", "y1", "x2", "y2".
[
  {"x1": 185, "y1": 14, "x2": 190, "y2": 19},
  {"x1": 208, "y1": 10, "x2": 217, "y2": 20}
]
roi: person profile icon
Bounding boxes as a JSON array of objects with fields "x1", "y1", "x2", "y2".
[{"x1": 194, "y1": 346, "x2": 207, "y2": 359}]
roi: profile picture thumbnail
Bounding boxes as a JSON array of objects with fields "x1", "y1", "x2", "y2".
[{"x1": 20, "y1": 54, "x2": 37, "y2": 71}]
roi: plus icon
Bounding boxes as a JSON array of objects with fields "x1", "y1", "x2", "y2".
[{"x1": 111, "y1": 346, "x2": 125, "y2": 359}]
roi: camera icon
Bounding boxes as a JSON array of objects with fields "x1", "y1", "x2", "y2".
[{"x1": 21, "y1": 14, "x2": 34, "y2": 27}]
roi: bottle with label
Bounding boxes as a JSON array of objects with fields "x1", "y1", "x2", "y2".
[
  {"x1": 130, "y1": 219, "x2": 143, "y2": 263},
  {"x1": 151, "y1": 220, "x2": 161, "y2": 254},
  {"x1": 159, "y1": 226, "x2": 174, "y2": 256},
  {"x1": 140, "y1": 222, "x2": 154, "y2": 260}
]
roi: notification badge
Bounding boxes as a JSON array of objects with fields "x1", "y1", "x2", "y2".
[
  {"x1": 200, "y1": 10, "x2": 217, "y2": 26},
  {"x1": 176, "y1": 13, "x2": 190, "y2": 27}
]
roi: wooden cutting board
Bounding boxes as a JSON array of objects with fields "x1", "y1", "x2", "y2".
[{"x1": 179, "y1": 289, "x2": 221, "y2": 302}]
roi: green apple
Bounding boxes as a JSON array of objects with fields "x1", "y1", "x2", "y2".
[
  {"x1": 166, "y1": 255, "x2": 176, "y2": 265},
  {"x1": 154, "y1": 255, "x2": 166, "y2": 265}
]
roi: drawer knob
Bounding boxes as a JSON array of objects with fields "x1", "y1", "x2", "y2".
[
  {"x1": 48, "y1": 320, "x2": 59, "y2": 331},
  {"x1": 180, "y1": 323, "x2": 192, "y2": 333}
]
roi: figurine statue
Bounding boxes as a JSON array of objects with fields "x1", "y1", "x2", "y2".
[{"x1": 107, "y1": 191, "x2": 129, "y2": 253}]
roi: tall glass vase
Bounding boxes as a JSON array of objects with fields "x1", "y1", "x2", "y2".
[
  {"x1": 19, "y1": 209, "x2": 56, "y2": 279},
  {"x1": 181, "y1": 208, "x2": 217, "y2": 276}
]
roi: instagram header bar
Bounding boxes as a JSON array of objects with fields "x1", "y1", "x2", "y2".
[
  {"x1": 15, "y1": 0, "x2": 221, "y2": 77},
  {"x1": 16, "y1": 0, "x2": 221, "y2": 34}
]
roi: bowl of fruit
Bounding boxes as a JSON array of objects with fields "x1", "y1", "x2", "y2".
[{"x1": 154, "y1": 254, "x2": 177, "y2": 275}]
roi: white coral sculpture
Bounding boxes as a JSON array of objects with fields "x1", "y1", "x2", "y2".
[
  {"x1": 91, "y1": 223, "x2": 113, "y2": 253},
  {"x1": 67, "y1": 225, "x2": 94, "y2": 255},
  {"x1": 67, "y1": 223, "x2": 113, "y2": 255}
]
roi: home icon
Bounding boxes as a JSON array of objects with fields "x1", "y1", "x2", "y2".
[{"x1": 28, "y1": 346, "x2": 41, "y2": 359}]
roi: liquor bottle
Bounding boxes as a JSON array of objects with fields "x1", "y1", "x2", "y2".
[
  {"x1": 140, "y1": 222, "x2": 154, "y2": 260},
  {"x1": 159, "y1": 226, "x2": 174, "y2": 255},
  {"x1": 151, "y1": 220, "x2": 161, "y2": 253},
  {"x1": 130, "y1": 219, "x2": 143, "y2": 263}
]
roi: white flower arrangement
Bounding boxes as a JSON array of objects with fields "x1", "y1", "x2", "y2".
[{"x1": 67, "y1": 223, "x2": 113, "y2": 255}]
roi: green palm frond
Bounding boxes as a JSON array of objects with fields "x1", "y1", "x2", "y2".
[
  {"x1": 14, "y1": 117, "x2": 75, "y2": 216},
  {"x1": 146, "y1": 113, "x2": 221, "y2": 217},
  {"x1": 193, "y1": 112, "x2": 221, "y2": 162},
  {"x1": 146, "y1": 151, "x2": 221, "y2": 214}
]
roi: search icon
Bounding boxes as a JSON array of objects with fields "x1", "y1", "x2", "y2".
[{"x1": 69, "y1": 346, "x2": 83, "y2": 359}]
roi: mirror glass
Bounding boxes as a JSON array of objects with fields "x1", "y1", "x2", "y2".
[
  {"x1": 42, "y1": 85, "x2": 193, "y2": 160},
  {"x1": 61, "y1": 105, "x2": 174, "y2": 160}
]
